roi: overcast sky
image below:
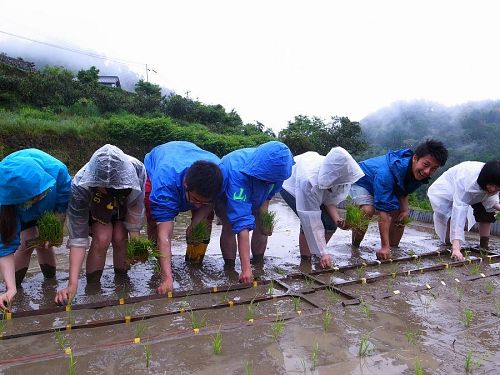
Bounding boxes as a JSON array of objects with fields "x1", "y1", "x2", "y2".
[{"x1": 1, "y1": 0, "x2": 500, "y2": 132}]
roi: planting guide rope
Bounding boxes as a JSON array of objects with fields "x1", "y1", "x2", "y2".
[{"x1": 0, "y1": 247, "x2": 498, "y2": 366}]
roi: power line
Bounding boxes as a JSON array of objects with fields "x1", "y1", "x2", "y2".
[{"x1": 0, "y1": 29, "x2": 145, "y2": 67}]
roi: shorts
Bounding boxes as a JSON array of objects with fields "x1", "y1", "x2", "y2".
[
  {"x1": 280, "y1": 189, "x2": 337, "y2": 232},
  {"x1": 471, "y1": 202, "x2": 496, "y2": 223},
  {"x1": 349, "y1": 184, "x2": 374, "y2": 206}
]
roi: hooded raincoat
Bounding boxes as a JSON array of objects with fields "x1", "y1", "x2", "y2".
[
  {"x1": 67, "y1": 144, "x2": 146, "y2": 249},
  {"x1": 355, "y1": 149, "x2": 427, "y2": 212},
  {"x1": 282, "y1": 147, "x2": 364, "y2": 256},
  {"x1": 0, "y1": 149, "x2": 71, "y2": 257},
  {"x1": 144, "y1": 141, "x2": 221, "y2": 223},
  {"x1": 220, "y1": 141, "x2": 294, "y2": 234},
  {"x1": 427, "y1": 161, "x2": 499, "y2": 244}
]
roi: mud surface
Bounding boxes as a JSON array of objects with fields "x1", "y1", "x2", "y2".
[{"x1": 1, "y1": 196, "x2": 499, "y2": 374}]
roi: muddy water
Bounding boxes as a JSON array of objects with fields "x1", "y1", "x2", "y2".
[{"x1": 1, "y1": 196, "x2": 499, "y2": 374}]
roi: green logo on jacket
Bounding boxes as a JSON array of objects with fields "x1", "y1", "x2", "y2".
[{"x1": 233, "y1": 188, "x2": 247, "y2": 201}]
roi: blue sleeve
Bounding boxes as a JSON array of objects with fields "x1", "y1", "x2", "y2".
[
  {"x1": 150, "y1": 184, "x2": 180, "y2": 222},
  {"x1": 373, "y1": 170, "x2": 400, "y2": 212},
  {"x1": 54, "y1": 165, "x2": 72, "y2": 213},
  {"x1": 266, "y1": 182, "x2": 283, "y2": 200},
  {"x1": 225, "y1": 179, "x2": 255, "y2": 233}
]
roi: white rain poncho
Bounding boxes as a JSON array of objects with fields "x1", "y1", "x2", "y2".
[
  {"x1": 67, "y1": 144, "x2": 146, "y2": 248},
  {"x1": 427, "y1": 161, "x2": 499, "y2": 244},
  {"x1": 282, "y1": 147, "x2": 364, "y2": 256}
]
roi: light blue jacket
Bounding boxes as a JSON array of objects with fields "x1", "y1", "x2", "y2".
[
  {"x1": 144, "y1": 141, "x2": 221, "y2": 222},
  {"x1": 355, "y1": 148, "x2": 428, "y2": 212},
  {"x1": 0, "y1": 149, "x2": 71, "y2": 256},
  {"x1": 220, "y1": 141, "x2": 294, "y2": 234}
]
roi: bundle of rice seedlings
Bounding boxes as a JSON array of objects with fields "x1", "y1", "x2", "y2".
[
  {"x1": 126, "y1": 238, "x2": 155, "y2": 265},
  {"x1": 395, "y1": 216, "x2": 413, "y2": 227},
  {"x1": 345, "y1": 203, "x2": 370, "y2": 232},
  {"x1": 189, "y1": 220, "x2": 210, "y2": 244},
  {"x1": 260, "y1": 211, "x2": 277, "y2": 236},
  {"x1": 26, "y1": 212, "x2": 63, "y2": 249}
]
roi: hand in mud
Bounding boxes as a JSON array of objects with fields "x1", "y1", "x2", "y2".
[
  {"x1": 376, "y1": 247, "x2": 391, "y2": 260},
  {"x1": 239, "y1": 269, "x2": 253, "y2": 284},
  {"x1": 397, "y1": 210, "x2": 409, "y2": 222},
  {"x1": 336, "y1": 218, "x2": 348, "y2": 230},
  {"x1": 319, "y1": 254, "x2": 332, "y2": 269},
  {"x1": 451, "y1": 250, "x2": 464, "y2": 262},
  {"x1": 55, "y1": 285, "x2": 77, "y2": 306},
  {"x1": 0, "y1": 289, "x2": 16, "y2": 311},
  {"x1": 156, "y1": 278, "x2": 173, "y2": 295}
]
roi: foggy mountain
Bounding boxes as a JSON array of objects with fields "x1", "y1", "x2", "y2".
[
  {"x1": 359, "y1": 99, "x2": 500, "y2": 165},
  {"x1": 0, "y1": 39, "x2": 171, "y2": 95}
]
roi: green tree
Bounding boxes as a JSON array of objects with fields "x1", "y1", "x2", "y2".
[{"x1": 77, "y1": 66, "x2": 99, "y2": 85}]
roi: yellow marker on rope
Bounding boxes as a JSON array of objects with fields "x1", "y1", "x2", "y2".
[
  {"x1": 5, "y1": 312, "x2": 12, "y2": 320},
  {"x1": 252, "y1": 281, "x2": 258, "y2": 287},
  {"x1": 125, "y1": 316, "x2": 131, "y2": 323},
  {"x1": 167, "y1": 291, "x2": 173, "y2": 298},
  {"x1": 444, "y1": 263, "x2": 449, "y2": 269},
  {"x1": 389, "y1": 258, "x2": 393, "y2": 263},
  {"x1": 180, "y1": 308, "x2": 185, "y2": 314},
  {"x1": 64, "y1": 347, "x2": 72, "y2": 355},
  {"x1": 441, "y1": 280, "x2": 446, "y2": 286},
  {"x1": 296, "y1": 310, "x2": 302, "y2": 315},
  {"x1": 480, "y1": 273, "x2": 486, "y2": 278},
  {"x1": 332, "y1": 266, "x2": 339, "y2": 271},
  {"x1": 66, "y1": 324, "x2": 72, "y2": 331},
  {"x1": 213, "y1": 286, "x2": 218, "y2": 293},
  {"x1": 419, "y1": 268, "x2": 424, "y2": 274},
  {"x1": 425, "y1": 283, "x2": 431, "y2": 290},
  {"x1": 360, "y1": 278, "x2": 367, "y2": 284},
  {"x1": 193, "y1": 328, "x2": 200, "y2": 334},
  {"x1": 65, "y1": 305, "x2": 72, "y2": 312},
  {"x1": 436, "y1": 250, "x2": 441, "y2": 255},
  {"x1": 487, "y1": 256, "x2": 492, "y2": 263},
  {"x1": 228, "y1": 300, "x2": 234, "y2": 307},
  {"x1": 119, "y1": 298, "x2": 125, "y2": 305},
  {"x1": 454, "y1": 278, "x2": 460, "y2": 283},
  {"x1": 393, "y1": 290, "x2": 400, "y2": 295},
  {"x1": 248, "y1": 318, "x2": 254, "y2": 323},
  {"x1": 407, "y1": 270, "x2": 412, "y2": 276},
  {"x1": 391, "y1": 272, "x2": 396, "y2": 278},
  {"x1": 134, "y1": 337, "x2": 141, "y2": 343}
]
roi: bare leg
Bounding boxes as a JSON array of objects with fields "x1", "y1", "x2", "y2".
[
  {"x1": 351, "y1": 204, "x2": 375, "y2": 247},
  {"x1": 146, "y1": 218, "x2": 157, "y2": 244},
  {"x1": 299, "y1": 229, "x2": 311, "y2": 257},
  {"x1": 111, "y1": 221, "x2": 128, "y2": 273},
  {"x1": 389, "y1": 211, "x2": 404, "y2": 247},
  {"x1": 478, "y1": 222, "x2": 491, "y2": 249},
  {"x1": 14, "y1": 227, "x2": 37, "y2": 285},
  {"x1": 86, "y1": 222, "x2": 113, "y2": 282},
  {"x1": 251, "y1": 215, "x2": 268, "y2": 262},
  {"x1": 220, "y1": 217, "x2": 237, "y2": 265}
]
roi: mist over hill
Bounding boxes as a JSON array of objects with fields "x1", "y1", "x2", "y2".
[{"x1": 359, "y1": 100, "x2": 500, "y2": 166}]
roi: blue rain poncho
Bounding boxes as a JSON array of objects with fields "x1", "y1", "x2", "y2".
[
  {"x1": 144, "y1": 141, "x2": 221, "y2": 222},
  {"x1": 282, "y1": 147, "x2": 364, "y2": 256},
  {"x1": 67, "y1": 144, "x2": 146, "y2": 249},
  {"x1": 0, "y1": 149, "x2": 71, "y2": 256},
  {"x1": 428, "y1": 161, "x2": 499, "y2": 244},
  {"x1": 355, "y1": 148, "x2": 427, "y2": 212},
  {"x1": 220, "y1": 141, "x2": 294, "y2": 234}
]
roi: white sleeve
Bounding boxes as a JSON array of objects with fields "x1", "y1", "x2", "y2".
[
  {"x1": 124, "y1": 162, "x2": 146, "y2": 232},
  {"x1": 66, "y1": 183, "x2": 91, "y2": 249}
]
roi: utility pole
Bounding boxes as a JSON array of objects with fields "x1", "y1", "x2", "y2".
[{"x1": 145, "y1": 63, "x2": 149, "y2": 82}]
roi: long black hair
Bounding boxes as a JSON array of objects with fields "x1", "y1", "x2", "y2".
[
  {"x1": 0, "y1": 205, "x2": 16, "y2": 245},
  {"x1": 477, "y1": 160, "x2": 500, "y2": 190}
]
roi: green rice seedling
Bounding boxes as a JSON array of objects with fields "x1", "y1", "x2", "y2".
[
  {"x1": 271, "y1": 313, "x2": 285, "y2": 341},
  {"x1": 117, "y1": 303, "x2": 136, "y2": 320},
  {"x1": 220, "y1": 284, "x2": 232, "y2": 304},
  {"x1": 404, "y1": 327, "x2": 420, "y2": 346},
  {"x1": 304, "y1": 275, "x2": 315, "y2": 288},
  {"x1": 310, "y1": 342, "x2": 319, "y2": 371},
  {"x1": 464, "y1": 351, "x2": 481, "y2": 373},
  {"x1": 495, "y1": 301, "x2": 500, "y2": 316},
  {"x1": 54, "y1": 329, "x2": 69, "y2": 350},
  {"x1": 453, "y1": 286, "x2": 464, "y2": 303},
  {"x1": 189, "y1": 220, "x2": 210, "y2": 243},
  {"x1": 212, "y1": 326, "x2": 222, "y2": 355},
  {"x1": 0, "y1": 316, "x2": 6, "y2": 337},
  {"x1": 356, "y1": 264, "x2": 366, "y2": 279},
  {"x1": 245, "y1": 297, "x2": 258, "y2": 321},
  {"x1": 135, "y1": 320, "x2": 147, "y2": 339},
  {"x1": 322, "y1": 310, "x2": 332, "y2": 331},
  {"x1": 408, "y1": 249, "x2": 416, "y2": 257},
  {"x1": 189, "y1": 310, "x2": 207, "y2": 331},
  {"x1": 144, "y1": 343, "x2": 152, "y2": 368},
  {"x1": 395, "y1": 216, "x2": 413, "y2": 227},
  {"x1": 245, "y1": 361, "x2": 253, "y2": 375},
  {"x1": 260, "y1": 211, "x2": 277, "y2": 236},
  {"x1": 26, "y1": 211, "x2": 63, "y2": 248},
  {"x1": 274, "y1": 267, "x2": 287, "y2": 276},
  {"x1": 468, "y1": 263, "x2": 481, "y2": 276},
  {"x1": 359, "y1": 299, "x2": 371, "y2": 319},
  {"x1": 414, "y1": 357, "x2": 423, "y2": 375},
  {"x1": 389, "y1": 262, "x2": 400, "y2": 276},
  {"x1": 345, "y1": 202, "x2": 371, "y2": 231},
  {"x1": 463, "y1": 307, "x2": 474, "y2": 328},
  {"x1": 478, "y1": 248, "x2": 488, "y2": 258},
  {"x1": 484, "y1": 280, "x2": 495, "y2": 294},
  {"x1": 267, "y1": 280, "x2": 275, "y2": 295},
  {"x1": 68, "y1": 349, "x2": 76, "y2": 375},
  {"x1": 358, "y1": 333, "x2": 373, "y2": 357},
  {"x1": 326, "y1": 286, "x2": 341, "y2": 304},
  {"x1": 126, "y1": 238, "x2": 155, "y2": 264},
  {"x1": 292, "y1": 296, "x2": 301, "y2": 312},
  {"x1": 386, "y1": 278, "x2": 395, "y2": 292}
]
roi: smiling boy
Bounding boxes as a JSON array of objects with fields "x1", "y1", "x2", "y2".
[{"x1": 349, "y1": 139, "x2": 448, "y2": 259}]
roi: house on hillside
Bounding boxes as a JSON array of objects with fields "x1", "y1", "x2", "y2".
[
  {"x1": 98, "y1": 75, "x2": 121, "y2": 88},
  {"x1": 0, "y1": 53, "x2": 37, "y2": 72}
]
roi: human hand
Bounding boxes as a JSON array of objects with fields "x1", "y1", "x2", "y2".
[
  {"x1": 376, "y1": 247, "x2": 391, "y2": 260},
  {"x1": 55, "y1": 284, "x2": 77, "y2": 306},
  {"x1": 239, "y1": 269, "x2": 253, "y2": 284},
  {"x1": 336, "y1": 218, "x2": 348, "y2": 230},
  {"x1": 451, "y1": 249, "x2": 464, "y2": 262},
  {"x1": 319, "y1": 254, "x2": 332, "y2": 269},
  {"x1": 156, "y1": 277, "x2": 174, "y2": 295},
  {"x1": 0, "y1": 289, "x2": 16, "y2": 311}
]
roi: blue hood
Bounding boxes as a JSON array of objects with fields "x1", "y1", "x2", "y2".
[
  {"x1": 241, "y1": 141, "x2": 294, "y2": 182},
  {"x1": 0, "y1": 157, "x2": 55, "y2": 205},
  {"x1": 386, "y1": 148, "x2": 413, "y2": 190}
]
